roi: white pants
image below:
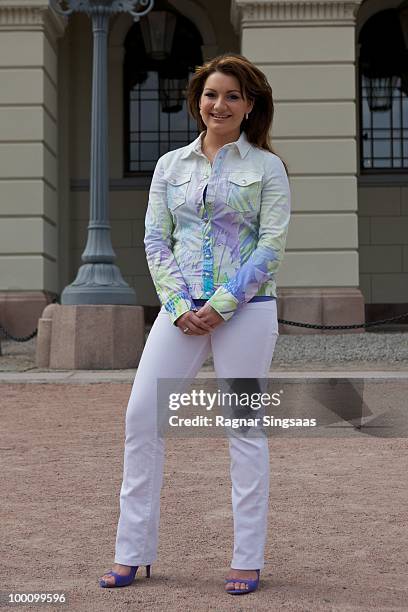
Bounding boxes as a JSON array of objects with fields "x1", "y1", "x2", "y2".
[{"x1": 114, "y1": 300, "x2": 279, "y2": 570}]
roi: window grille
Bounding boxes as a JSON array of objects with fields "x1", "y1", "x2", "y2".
[
  {"x1": 361, "y1": 76, "x2": 408, "y2": 170},
  {"x1": 127, "y1": 71, "x2": 199, "y2": 172},
  {"x1": 359, "y1": 8, "x2": 408, "y2": 172}
]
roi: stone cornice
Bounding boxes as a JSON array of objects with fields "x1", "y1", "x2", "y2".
[
  {"x1": 231, "y1": 0, "x2": 363, "y2": 31},
  {"x1": 0, "y1": 3, "x2": 67, "y2": 40}
]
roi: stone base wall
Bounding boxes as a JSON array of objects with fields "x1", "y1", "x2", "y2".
[
  {"x1": 1, "y1": 288, "x2": 367, "y2": 343},
  {"x1": 277, "y1": 288, "x2": 365, "y2": 334},
  {"x1": 0, "y1": 291, "x2": 55, "y2": 339}
]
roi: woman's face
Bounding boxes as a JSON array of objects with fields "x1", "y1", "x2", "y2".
[{"x1": 199, "y1": 71, "x2": 253, "y2": 137}]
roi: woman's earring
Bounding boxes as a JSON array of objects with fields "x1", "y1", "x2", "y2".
[{"x1": 245, "y1": 112, "x2": 249, "y2": 120}]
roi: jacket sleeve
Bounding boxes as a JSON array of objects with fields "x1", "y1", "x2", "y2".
[
  {"x1": 144, "y1": 155, "x2": 196, "y2": 324},
  {"x1": 206, "y1": 155, "x2": 291, "y2": 321}
]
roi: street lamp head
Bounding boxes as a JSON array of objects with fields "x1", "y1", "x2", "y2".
[
  {"x1": 89, "y1": 0, "x2": 115, "y2": 5},
  {"x1": 140, "y1": 10, "x2": 176, "y2": 60},
  {"x1": 49, "y1": 0, "x2": 154, "y2": 20}
]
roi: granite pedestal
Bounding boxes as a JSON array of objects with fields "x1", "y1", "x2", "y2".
[{"x1": 36, "y1": 304, "x2": 144, "y2": 369}]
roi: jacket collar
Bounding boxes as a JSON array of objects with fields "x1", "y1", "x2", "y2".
[{"x1": 180, "y1": 130, "x2": 252, "y2": 160}]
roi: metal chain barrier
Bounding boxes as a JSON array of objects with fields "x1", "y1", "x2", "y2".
[
  {"x1": 0, "y1": 297, "x2": 59, "y2": 343},
  {"x1": 1, "y1": 299, "x2": 408, "y2": 342},
  {"x1": 0, "y1": 325, "x2": 38, "y2": 342},
  {"x1": 278, "y1": 311, "x2": 408, "y2": 331}
]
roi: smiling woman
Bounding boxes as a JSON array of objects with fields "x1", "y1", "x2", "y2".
[
  {"x1": 197, "y1": 72, "x2": 254, "y2": 161},
  {"x1": 201, "y1": 75, "x2": 252, "y2": 121},
  {"x1": 99, "y1": 53, "x2": 291, "y2": 597},
  {"x1": 186, "y1": 53, "x2": 284, "y2": 168}
]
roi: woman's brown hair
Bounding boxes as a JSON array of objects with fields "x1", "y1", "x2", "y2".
[{"x1": 186, "y1": 53, "x2": 288, "y2": 173}]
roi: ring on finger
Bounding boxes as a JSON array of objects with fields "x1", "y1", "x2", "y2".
[{"x1": 182, "y1": 327, "x2": 189, "y2": 334}]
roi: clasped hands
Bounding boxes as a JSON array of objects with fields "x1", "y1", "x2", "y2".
[{"x1": 176, "y1": 304, "x2": 224, "y2": 336}]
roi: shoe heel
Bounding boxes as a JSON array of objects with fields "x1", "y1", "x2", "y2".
[{"x1": 146, "y1": 564, "x2": 151, "y2": 578}]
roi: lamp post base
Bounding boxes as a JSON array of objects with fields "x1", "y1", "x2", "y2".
[{"x1": 61, "y1": 263, "x2": 137, "y2": 305}]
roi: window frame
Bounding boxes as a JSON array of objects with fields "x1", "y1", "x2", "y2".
[
  {"x1": 358, "y1": 8, "x2": 408, "y2": 175},
  {"x1": 123, "y1": 11, "x2": 203, "y2": 177},
  {"x1": 359, "y1": 74, "x2": 408, "y2": 175}
]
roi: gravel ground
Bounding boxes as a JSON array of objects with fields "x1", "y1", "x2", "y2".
[
  {"x1": 1, "y1": 327, "x2": 407, "y2": 612},
  {"x1": 1, "y1": 329, "x2": 407, "y2": 373},
  {"x1": 1, "y1": 383, "x2": 407, "y2": 612}
]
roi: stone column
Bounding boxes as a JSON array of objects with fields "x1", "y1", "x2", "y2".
[
  {"x1": 0, "y1": 0, "x2": 66, "y2": 336},
  {"x1": 231, "y1": 0, "x2": 365, "y2": 333}
]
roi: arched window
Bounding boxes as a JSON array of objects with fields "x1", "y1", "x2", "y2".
[
  {"x1": 359, "y1": 6, "x2": 408, "y2": 171},
  {"x1": 124, "y1": 6, "x2": 203, "y2": 174}
]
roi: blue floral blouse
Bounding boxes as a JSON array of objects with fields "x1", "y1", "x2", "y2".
[{"x1": 144, "y1": 130, "x2": 291, "y2": 324}]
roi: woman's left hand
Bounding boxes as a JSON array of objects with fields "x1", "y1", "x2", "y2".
[{"x1": 195, "y1": 304, "x2": 224, "y2": 330}]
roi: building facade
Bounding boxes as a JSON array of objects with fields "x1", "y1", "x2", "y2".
[{"x1": 0, "y1": 0, "x2": 407, "y2": 335}]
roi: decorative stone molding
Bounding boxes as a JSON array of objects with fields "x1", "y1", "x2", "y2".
[
  {"x1": 0, "y1": 3, "x2": 66, "y2": 41},
  {"x1": 231, "y1": 0, "x2": 364, "y2": 31}
]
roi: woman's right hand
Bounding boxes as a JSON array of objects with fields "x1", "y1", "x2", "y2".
[{"x1": 175, "y1": 310, "x2": 213, "y2": 336}]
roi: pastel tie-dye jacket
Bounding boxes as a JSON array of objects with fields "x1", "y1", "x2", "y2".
[{"x1": 144, "y1": 130, "x2": 291, "y2": 324}]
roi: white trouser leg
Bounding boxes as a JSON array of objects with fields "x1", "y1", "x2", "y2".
[
  {"x1": 114, "y1": 309, "x2": 211, "y2": 566},
  {"x1": 211, "y1": 301, "x2": 279, "y2": 570}
]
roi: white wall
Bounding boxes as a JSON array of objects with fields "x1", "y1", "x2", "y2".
[{"x1": 0, "y1": 5, "x2": 64, "y2": 293}]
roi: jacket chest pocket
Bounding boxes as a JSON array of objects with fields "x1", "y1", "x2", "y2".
[
  {"x1": 164, "y1": 173, "x2": 192, "y2": 211},
  {"x1": 226, "y1": 172, "x2": 262, "y2": 213}
]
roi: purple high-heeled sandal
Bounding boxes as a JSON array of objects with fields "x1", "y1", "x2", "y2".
[
  {"x1": 224, "y1": 569, "x2": 260, "y2": 595},
  {"x1": 99, "y1": 564, "x2": 151, "y2": 588}
]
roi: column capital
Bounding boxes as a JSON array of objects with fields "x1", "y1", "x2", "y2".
[
  {"x1": 0, "y1": 1, "x2": 67, "y2": 41},
  {"x1": 231, "y1": 0, "x2": 363, "y2": 32}
]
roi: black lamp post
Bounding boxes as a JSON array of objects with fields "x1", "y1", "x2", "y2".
[{"x1": 49, "y1": 0, "x2": 154, "y2": 305}]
